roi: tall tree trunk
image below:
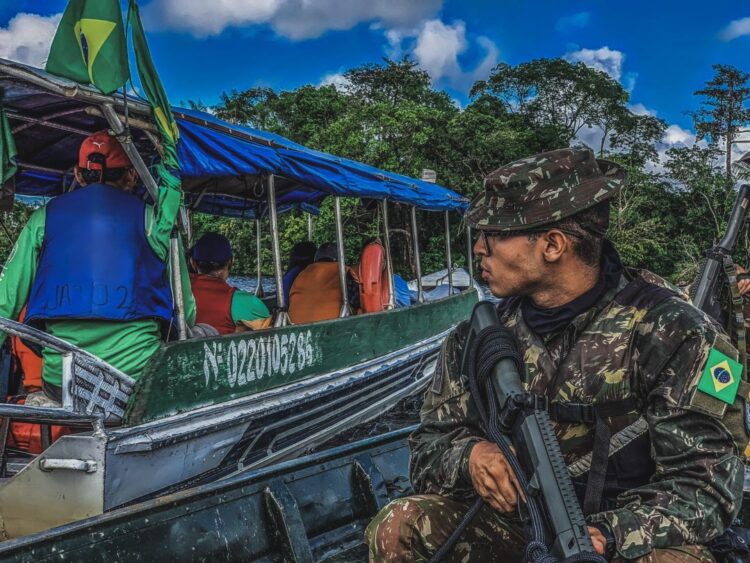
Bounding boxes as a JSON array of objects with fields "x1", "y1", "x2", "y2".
[{"x1": 726, "y1": 131, "x2": 733, "y2": 179}]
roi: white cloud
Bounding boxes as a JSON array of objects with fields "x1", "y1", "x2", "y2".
[
  {"x1": 628, "y1": 103, "x2": 656, "y2": 116},
  {"x1": 319, "y1": 72, "x2": 351, "y2": 92},
  {"x1": 564, "y1": 46, "x2": 625, "y2": 81},
  {"x1": 663, "y1": 124, "x2": 696, "y2": 147},
  {"x1": 387, "y1": 19, "x2": 498, "y2": 89},
  {"x1": 720, "y1": 17, "x2": 750, "y2": 41},
  {"x1": 0, "y1": 13, "x2": 61, "y2": 68},
  {"x1": 574, "y1": 124, "x2": 606, "y2": 153},
  {"x1": 412, "y1": 19, "x2": 465, "y2": 82},
  {"x1": 731, "y1": 130, "x2": 750, "y2": 171},
  {"x1": 142, "y1": 0, "x2": 443, "y2": 40},
  {"x1": 471, "y1": 36, "x2": 501, "y2": 83}
]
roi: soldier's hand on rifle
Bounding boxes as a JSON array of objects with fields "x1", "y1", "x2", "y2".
[
  {"x1": 736, "y1": 265, "x2": 750, "y2": 295},
  {"x1": 587, "y1": 526, "x2": 607, "y2": 555},
  {"x1": 468, "y1": 440, "x2": 524, "y2": 514}
]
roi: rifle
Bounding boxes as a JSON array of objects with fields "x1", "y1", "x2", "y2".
[
  {"x1": 690, "y1": 183, "x2": 750, "y2": 323},
  {"x1": 428, "y1": 302, "x2": 602, "y2": 563}
]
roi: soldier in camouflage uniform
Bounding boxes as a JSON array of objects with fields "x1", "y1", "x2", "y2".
[{"x1": 366, "y1": 148, "x2": 749, "y2": 562}]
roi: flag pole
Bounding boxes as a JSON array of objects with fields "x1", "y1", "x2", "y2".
[{"x1": 99, "y1": 103, "x2": 159, "y2": 203}]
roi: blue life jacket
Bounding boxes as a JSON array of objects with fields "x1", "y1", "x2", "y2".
[
  {"x1": 393, "y1": 274, "x2": 412, "y2": 308},
  {"x1": 26, "y1": 184, "x2": 174, "y2": 325}
]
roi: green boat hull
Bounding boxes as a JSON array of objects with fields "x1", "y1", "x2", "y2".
[{"x1": 0, "y1": 291, "x2": 478, "y2": 540}]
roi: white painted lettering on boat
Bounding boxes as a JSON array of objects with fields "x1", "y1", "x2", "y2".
[{"x1": 202, "y1": 330, "x2": 318, "y2": 388}]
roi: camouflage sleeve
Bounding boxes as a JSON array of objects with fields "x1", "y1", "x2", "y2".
[
  {"x1": 409, "y1": 322, "x2": 487, "y2": 499},
  {"x1": 589, "y1": 299, "x2": 747, "y2": 560}
]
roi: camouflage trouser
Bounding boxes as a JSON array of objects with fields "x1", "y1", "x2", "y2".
[{"x1": 365, "y1": 495, "x2": 716, "y2": 563}]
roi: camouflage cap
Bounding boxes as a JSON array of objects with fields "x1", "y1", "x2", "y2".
[{"x1": 466, "y1": 148, "x2": 626, "y2": 231}]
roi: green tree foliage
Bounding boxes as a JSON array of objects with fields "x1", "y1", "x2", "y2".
[
  {"x1": 692, "y1": 65, "x2": 750, "y2": 178},
  {"x1": 5, "y1": 57, "x2": 750, "y2": 291},
  {"x1": 0, "y1": 200, "x2": 33, "y2": 267},
  {"x1": 471, "y1": 58, "x2": 630, "y2": 149},
  {"x1": 197, "y1": 58, "x2": 568, "y2": 276}
]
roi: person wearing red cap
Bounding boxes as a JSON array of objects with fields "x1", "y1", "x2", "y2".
[
  {"x1": 0, "y1": 130, "x2": 195, "y2": 406},
  {"x1": 189, "y1": 232, "x2": 271, "y2": 334}
]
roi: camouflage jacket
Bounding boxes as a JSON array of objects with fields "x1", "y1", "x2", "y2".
[{"x1": 410, "y1": 269, "x2": 748, "y2": 560}]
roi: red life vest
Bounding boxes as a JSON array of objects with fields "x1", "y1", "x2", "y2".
[{"x1": 189, "y1": 274, "x2": 236, "y2": 335}]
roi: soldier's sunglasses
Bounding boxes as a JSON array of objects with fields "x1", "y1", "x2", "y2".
[{"x1": 478, "y1": 228, "x2": 582, "y2": 256}]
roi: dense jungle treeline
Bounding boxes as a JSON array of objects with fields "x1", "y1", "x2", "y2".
[{"x1": 3, "y1": 58, "x2": 750, "y2": 283}]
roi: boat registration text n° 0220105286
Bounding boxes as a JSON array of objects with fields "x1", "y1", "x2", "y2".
[{"x1": 202, "y1": 330, "x2": 321, "y2": 389}]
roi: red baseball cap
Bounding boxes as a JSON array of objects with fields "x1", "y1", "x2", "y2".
[{"x1": 78, "y1": 130, "x2": 131, "y2": 170}]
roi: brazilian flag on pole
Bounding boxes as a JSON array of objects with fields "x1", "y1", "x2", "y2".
[
  {"x1": 45, "y1": 0, "x2": 129, "y2": 95},
  {"x1": 0, "y1": 103, "x2": 17, "y2": 186},
  {"x1": 128, "y1": 0, "x2": 181, "y2": 187}
]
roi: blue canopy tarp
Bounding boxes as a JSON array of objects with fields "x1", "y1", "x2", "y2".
[
  {"x1": 174, "y1": 108, "x2": 468, "y2": 213},
  {"x1": 0, "y1": 58, "x2": 468, "y2": 218}
]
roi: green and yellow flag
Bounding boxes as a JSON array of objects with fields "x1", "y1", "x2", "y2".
[
  {"x1": 698, "y1": 347, "x2": 743, "y2": 405},
  {"x1": 45, "y1": 0, "x2": 129, "y2": 95},
  {"x1": 128, "y1": 0, "x2": 181, "y2": 189},
  {"x1": 0, "y1": 102, "x2": 17, "y2": 186}
]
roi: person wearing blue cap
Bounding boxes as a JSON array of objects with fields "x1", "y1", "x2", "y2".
[
  {"x1": 282, "y1": 241, "x2": 317, "y2": 306},
  {"x1": 189, "y1": 233, "x2": 270, "y2": 335}
]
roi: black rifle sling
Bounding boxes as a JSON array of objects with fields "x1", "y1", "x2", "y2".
[{"x1": 548, "y1": 398, "x2": 639, "y2": 514}]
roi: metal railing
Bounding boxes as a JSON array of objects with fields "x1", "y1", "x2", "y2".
[{"x1": 0, "y1": 317, "x2": 135, "y2": 423}]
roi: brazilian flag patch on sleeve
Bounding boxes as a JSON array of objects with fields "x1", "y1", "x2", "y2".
[{"x1": 698, "y1": 348, "x2": 743, "y2": 405}]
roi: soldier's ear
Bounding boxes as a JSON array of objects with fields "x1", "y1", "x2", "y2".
[{"x1": 540, "y1": 229, "x2": 568, "y2": 264}]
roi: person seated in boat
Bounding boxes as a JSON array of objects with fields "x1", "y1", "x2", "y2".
[
  {"x1": 367, "y1": 149, "x2": 747, "y2": 562},
  {"x1": 0, "y1": 130, "x2": 196, "y2": 407},
  {"x1": 288, "y1": 242, "x2": 360, "y2": 324},
  {"x1": 189, "y1": 232, "x2": 271, "y2": 334},
  {"x1": 282, "y1": 241, "x2": 317, "y2": 306},
  {"x1": 392, "y1": 273, "x2": 412, "y2": 308}
]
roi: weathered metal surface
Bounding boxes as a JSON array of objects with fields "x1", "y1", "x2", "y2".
[
  {"x1": 126, "y1": 290, "x2": 477, "y2": 425},
  {"x1": 0, "y1": 435, "x2": 107, "y2": 539},
  {"x1": 0, "y1": 324, "x2": 444, "y2": 535},
  {"x1": 0, "y1": 427, "x2": 415, "y2": 562},
  {"x1": 103, "y1": 334, "x2": 439, "y2": 510}
]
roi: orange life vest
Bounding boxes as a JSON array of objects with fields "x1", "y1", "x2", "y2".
[
  {"x1": 4, "y1": 397, "x2": 69, "y2": 454},
  {"x1": 11, "y1": 306, "x2": 42, "y2": 391},
  {"x1": 288, "y1": 262, "x2": 358, "y2": 324},
  {"x1": 189, "y1": 273, "x2": 236, "y2": 335},
  {"x1": 359, "y1": 241, "x2": 389, "y2": 314}
]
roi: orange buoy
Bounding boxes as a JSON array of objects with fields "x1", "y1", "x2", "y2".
[{"x1": 359, "y1": 241, "x2": 389, "y2": 313}]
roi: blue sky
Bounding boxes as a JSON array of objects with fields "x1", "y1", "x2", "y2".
[{"x1": 1, "y1": 0, "x2": 749, "y2": 154}]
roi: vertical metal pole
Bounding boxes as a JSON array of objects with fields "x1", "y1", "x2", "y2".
[
  {"x1": 100, "y1": 104, "x2": 159, "y2": 203},
  {"x1": 466, "y1": 224, "x2": 474, "y2": 281},
  {"x1": 411, "y1": 206, "x2": 424, "y2": 303},
  {"x1": 267, "y1": 175, "x2": 288, "y2": 326},
  {"x1": 381, "y1": 201, "x2": 396, "y2": 309},
  {"x1": 255, "y1": 218, "x2": 264, "y2": 298},
  {"x1": 445, "y1": 211, "x2": 453, "y2": 294},
  {"x1": 307, "y1": 213, "x2": 314, "y2": 240},
  {"x1": 170, "y1": 233, "x2": 188, "y2": 340},
  {"x1": 334, "y1": 197, "x2": 350, "y2": 317}
]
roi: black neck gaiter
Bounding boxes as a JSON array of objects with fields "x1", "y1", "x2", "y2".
[{"x1": 521, "y1": 239, "x2": 623, "y2": 335}]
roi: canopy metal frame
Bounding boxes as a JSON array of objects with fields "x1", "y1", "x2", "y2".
[
  {"x1": 267, "y1": 175, "x2": 289, "y2": 327},
  {"x1": 381, "y1": 201, "x2": 396, "y2": 309},
  {"x1": 254, "y1": 219, "x2": 265, "y2": 298},
  {"x1": 334, "y1": 197, "x2": 350, "y2": 318},
  {"x1": 411, "y1": 206, "x2": 424, "y2": 304},
  {"x1": 445, "y1": 211, "x2": 453, "y2": 294}
]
